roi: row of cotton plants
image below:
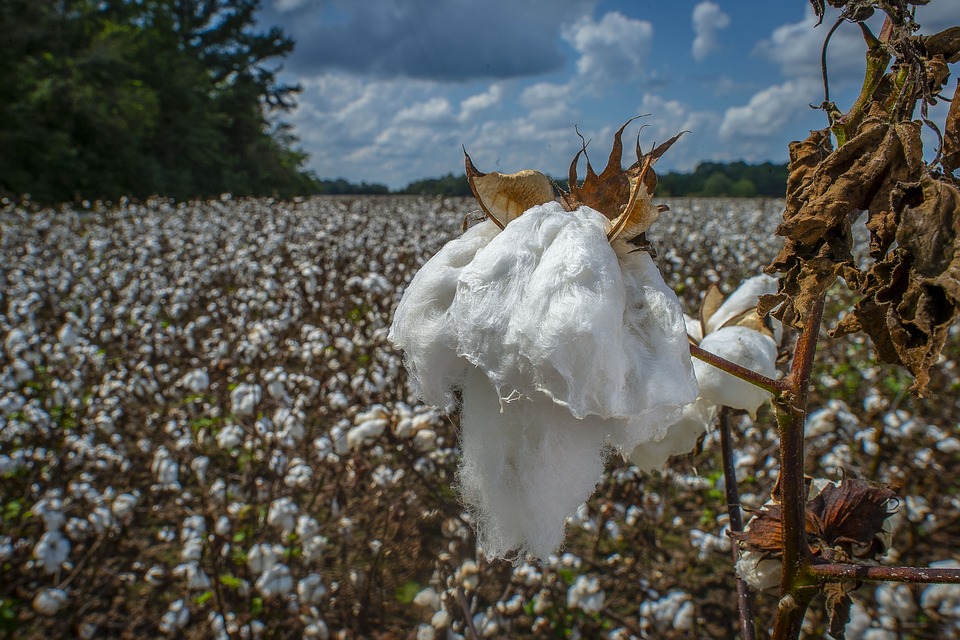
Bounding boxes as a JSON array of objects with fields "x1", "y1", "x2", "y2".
[{"x1": 1, "y1": 195, "x2": 958, "y2": 638}]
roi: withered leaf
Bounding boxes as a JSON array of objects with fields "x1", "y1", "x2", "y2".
[
  {"x1": 777, "y1": 121, "x2": 922, "y2": 246},
  {"x1": 824, "y1": 581, "x2": 855, "y2": 640},
  {"x1": 734, "y1": 479, "x2": 897, "y2": 564},
  {"x1": 806, "y1": 479, "x2": 896, "y2": 551},
  {"x1": 836, "y1": 176, "x2": 960, "y2": 394},
  {"x1": 943, "y1": 79, "x2": 960, "y2": 175},
  {"x1": 730, "y1": 504, "x2": 785, "y2": 555}
]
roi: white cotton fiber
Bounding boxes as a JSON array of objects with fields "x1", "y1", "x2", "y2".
[
  {"x1": 389, "y1": 220, "x2": 500, "y2": 410},
  {"x1": 458, "y1": 368, "x2": 613, "y2": 560},
  {"x1": 695, "y1": 326, "x2": 777, "y2": 417},
  {"x1": 452, "y1": 203, "x2": 696, "y2": 436},
  {"x1": 628, "y1": 398, "x2": 716, "y2": 472},
  {"x1": 390, "y1": 201, "x2": 699, "y2": 560},
  {"x1": 705, "y1": 273, "x2": 782, "y2": 344}
]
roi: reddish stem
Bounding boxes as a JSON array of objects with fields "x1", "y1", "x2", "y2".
[
  {"x1": 771, "y1": 297, "x2": 826, "y2": 640},
  {"x1": 809, "y1": 563, "x2": 960, "y2": 584}
]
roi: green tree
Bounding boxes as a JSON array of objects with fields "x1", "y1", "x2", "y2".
[{"x1": 0, "y1": 0, "x2": 317, "y2": 202}]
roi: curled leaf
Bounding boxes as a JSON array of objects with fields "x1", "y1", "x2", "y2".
[{"x1": 835, "y1": 176, "x2": 960, "y2": 394}]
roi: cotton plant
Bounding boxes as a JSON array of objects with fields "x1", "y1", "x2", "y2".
[
  {"x1": 390, "y1": 122, "x2": 700, "y2": 560},
  {"x1": 630, "y1": 273, "x2": 782, "y2": 471}
]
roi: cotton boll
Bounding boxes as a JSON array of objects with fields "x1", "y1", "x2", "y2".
[
  {"x1": 231, "y1": 383, "x2": 261, "y2": 417},
  {"x1": 389, "y1": 220, "x2": 500, "y2": 409},
  {"x1": 32, "y1": 588, "x2": 68, "y2": 615},
  {"x1": 567, "y1": 575, "x2": 605, "y2": 614},
  {"x1": 255, "y1": 563, "x2": 293, "y2": 597},
  {"x1": 705, "y1": 273, "x2": 781, "y2": 343},
  {"x1": 298, "y1": 574, "x2": 327, "y2": 604},
  {"x1": 458, "y1": 369, "x2": 613, "y2": 560},
  {"x1": 266, "y1": 497, "x2": 298, "y2": 533},
  {"x1": 450, "y1": 204, "x2": 697, "y2": 430},
  {"x1": 735, "y1": 549, "x2": 781, "y2": 593},
  {"x1": 694, "y1": 327, "x2": 777, "y2": 417},
  {"x1": 34, "y1": 529, "x2": 70, "y2": 574},
  {"x1": 629, "y1": 398, "x2": 716, "y2": 472}
]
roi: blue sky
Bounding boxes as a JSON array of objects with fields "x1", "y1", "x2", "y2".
[{"x1": 256, "y1": 1, "x2": 959, "y2": 189}]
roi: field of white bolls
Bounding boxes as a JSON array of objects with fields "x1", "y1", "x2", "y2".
[{"x1": 1, "y1": 195, "x2": 959, "y2": 639}]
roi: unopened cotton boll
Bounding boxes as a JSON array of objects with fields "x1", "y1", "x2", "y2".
[{"x1": 390, "y1": 203, "x2": 698, "y2": 560}]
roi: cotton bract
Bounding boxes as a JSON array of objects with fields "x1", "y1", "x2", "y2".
[{"x1": 390, "y1": 201, "x2": 698, "y2": 560}]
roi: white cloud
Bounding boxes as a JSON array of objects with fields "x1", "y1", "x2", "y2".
[
  {"x1": 458, "y1": 84, "x2": 504, "y2": 122},
  {"x1": 638, "y1": 95, "x2": 723, "y2": 171},
  {"x1": 562, "y1": 12, "x2": 654, "y2": 87},
  {"x1": 719, "y1": 77, "x2": 821, "y2": 141},
  {"x1": 395, "y1": 97, "x2": 453, "y2": 123},
  {"x1": 691, "y1": 1, "x2": 731, "y2": 62},
  {"x1": 754, "y1": 6, "x2": 878, "y2": 84}
]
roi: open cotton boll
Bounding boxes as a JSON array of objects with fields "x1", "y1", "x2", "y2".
[
  {"x1": 451, "y1": 203, "x2": 696, "y2": 434},
  {"x1": 628, "y1": 398, "x2": 716, "y2": 472},
  {"x1": 705, "y1": 273, "x2": 782, "y2": 344},
  {"x1": 393, "y1": 202, "x2": 698, "y2": 560},
  {"x1": 694, "y1": 326, "x2": 777, "y2": 416}
]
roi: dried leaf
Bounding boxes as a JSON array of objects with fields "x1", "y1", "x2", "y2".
[
  {"x1": 824, "y1": 582, "x2": 855, "y2": 640},
  {"x1": 464, "y1": 151, "x2": 555, "y2": 228},
  {"x1": 943, "y1": 79, "x2": 960, "y2": 174},
  {"x1": 923, "y1": 26, "x2": 960, "y2": 64},
  {"x1": 777, "y1": 121, "x2": 922, "y2": 246},
  {"x1": 807, "y1": 479, "x2": 896, "y2": 551},
  {"x1": 838, "y1": 176, "x2": 960, "y2": 394},
  {"x1": 734, "y1": 478, "x2": 897, "y2": 565},
  {"x1": 730, "y1": 504, "x2": 785, "y2": 555}
]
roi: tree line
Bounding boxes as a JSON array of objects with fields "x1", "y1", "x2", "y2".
[
  {"x1": 0, "y1": 0, "x2": 318, "y2": 203},
  {"x1": 332, "y1": 162, "x2": 789, "y2": 198}
]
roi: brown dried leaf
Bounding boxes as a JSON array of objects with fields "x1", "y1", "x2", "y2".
[
  {"x1": 923, "y1": 26, "x2": 960, "y2": 64},
  {"x1": 807, "y1": 479, "x2": 896, "y2": 550},
  {"x1": 730, "y1": 504, "x2": 785, "y2": 555},
  {"x1": 837, "y1": 176, "x2": 960, "y2": 394},
  {"x1": 778, "y1": 121, "x2": 922, "y2": 246},
  {"x1": 943, "y1": 79, "x2": 960, "y2": 174},
  {"x1": 824, "y1": 582, "x2": 855, "y2": 640}
]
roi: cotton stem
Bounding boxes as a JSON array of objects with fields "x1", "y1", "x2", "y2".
[
  {"x1": 809, "y1": 562, "x2": 960, "y2": 584},
  {"x1": 771, "y1": 295, "x2": 825, "y2": 640},
  {"x1": 718, "y1": 408, "x2": 756, "y2": 640},
  {"x1": 689, "y1": 343, "x2": 783, "y2": 395}
]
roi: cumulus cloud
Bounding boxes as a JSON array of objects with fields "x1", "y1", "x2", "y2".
[
  {"x1": 260, "y1": 0, "x2": 593, "y2": 81},
  {"x1": 754, "y1": 5, "x2": 877, "y2": 83},
  {"x1": 562, "y1": 11, "x2": 654, "y2": 87},
  {"x1": 458, "y1": 84, "x2": 504, "y2": 122},
  {"x1": 719, "y1": 77, "x2": 821, "y2": 141},
  {"x1": 691, "y1": 1, "x2": 731, "y2": 62}
]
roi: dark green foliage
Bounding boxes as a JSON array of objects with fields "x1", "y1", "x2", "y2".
[
  {"x1": 657, "y1": 161, "x2": 789, "y2": 197},
  {"x1": 400, "y1": 173, "x2": 472, "y2": 197},
  {"x1": 316, "y1": 178, "x2": 390, "y2": 195},
  {"x1": 0, "y1": 0, "x2": 319, "y2": 203}
]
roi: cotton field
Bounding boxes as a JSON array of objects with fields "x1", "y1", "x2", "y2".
[{"x1": 2, "y1": 195, "x2": 959, "y2": 639}]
